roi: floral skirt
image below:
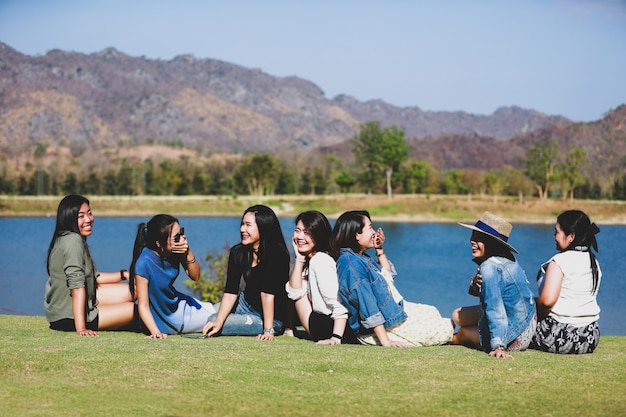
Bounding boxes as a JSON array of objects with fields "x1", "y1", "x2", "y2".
[
  {"x1": 531, "y1": 316, "x2": 600, "y2": 354},
  {"x1": 358, "y1": 301, "x2": 453, "y2": 347}
]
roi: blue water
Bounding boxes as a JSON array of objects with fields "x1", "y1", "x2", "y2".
[{"x1": 1, "y1": 217, "x2": 624, "y2": 335}]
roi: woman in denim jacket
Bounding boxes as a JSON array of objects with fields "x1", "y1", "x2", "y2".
[
  {"x1": 331, "y1": 210, "x2": 453, "y2": 348},
  {"x1": 452, "y1": 212, "x2": 536, "y2": 358}
]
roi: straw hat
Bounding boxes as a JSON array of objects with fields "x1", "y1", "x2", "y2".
[{"x1": 458, "y1": 211, "x2": 519, "y2": 253}]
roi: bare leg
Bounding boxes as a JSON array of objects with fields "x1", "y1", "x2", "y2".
[
  {"x1": 452, "y1": 325, "x2": 480, "y2": 348},
  {"x1": 97, "y1": 302, "x2": 135, "y2": 330},
  {"x1": 294, "y1": 297, "x2": 313, "y2": 335},
  {"x1": 96, "y1": 283, "x2": 135, "y2": 330},
  {"x1": 451, "y1": 305, "x2": 481, "y2": 348},
  {"x1": 97, "y1": 283, "x2": 133, "y2": 304},
  {"x1": 452, "y1": 305, "x2": 480, "y2": 327}
]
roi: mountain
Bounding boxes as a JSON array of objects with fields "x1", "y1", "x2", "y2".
[
  {"x1": 0, "y1": 42, "x2": 571, "y2": 160},
  {"x1": 406, "y1": 104, "x2": 626, "y2": 176}
]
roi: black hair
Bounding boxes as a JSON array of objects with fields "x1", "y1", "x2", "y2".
[
  {"x1": 129, "y1": 214, "x2": 178, "y2": 298},
  {"x1": 230, "y1": 205, "x2": 288, "y2": 280},
  {"x1": 46, "y1": 194, "x2": 92, "y2": 275},
  {"x1": 557, "y1": 210, "x2": 600, "y2": 293},
  {"x1": 470, "y1": 230, "x2": 515, "y2": 263},
  {"x1": 330, "y1": 210, "x2": 371, "y2": 259},
  {"x1": 295, "y1": 210, "x2": 332, "y2": 254}
]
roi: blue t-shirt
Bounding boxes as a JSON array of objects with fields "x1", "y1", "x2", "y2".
[{"x1": 135, "y1": 247, "x2": 200, "y2": 333}]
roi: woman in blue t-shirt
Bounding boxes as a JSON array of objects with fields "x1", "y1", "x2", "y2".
[{"x1": 129, "y1": 214, "x2": 215, "y2": 339}]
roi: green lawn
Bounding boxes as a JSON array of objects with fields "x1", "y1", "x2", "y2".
[{"x1": 1, "y1": 315, "x2": 624, "y2": 417}]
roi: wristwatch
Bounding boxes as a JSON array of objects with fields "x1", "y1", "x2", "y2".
[{"x1": 263, "y1": 328, "x2": 275, "y2": 335}]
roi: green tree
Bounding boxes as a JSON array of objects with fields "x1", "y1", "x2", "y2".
[
  {"x1": 34, "y1": 142, "x2": 48, "y2": 158},
  {"x1": 233, "y1": 153, "x2": 281, "y2": 196},
  {"x1": 441, "y1": 170, "x2": 467, "y2": 195},
  {"x1": 350, "y1": 121, "x2": 408, "y2": 197},
  {"x1": 117, "y1": 158, "x2": 135, "y2": 195},
  {"x1": 401, "y1": 160, "x2": 433, "y2": 194},
  {"x1": 613, "y1": 173, "x2": 626, "y2": 200},
  {"x1": 102, "y1": 170, "x2": 117, "y2": 195},
  {"x1": 484, "y1": 169, "x2": 509, "y2": 202},
  {"x1": 335, "y1": 170, "x2": 355, "y2": 194},
  {"x1": 524, "y1": 137, "x2": 559, "y2": 200},
  {"x1": 78, "y1": 172, "x2": 102, "y2": 195},
  {"x1": 379, "y1": 125, "x2": 408, "y2": 199},
  {"x1": 185, "y1": 244, "x2": 230, "y2": 304},
  {"x1": 62, "y1": 172, "x2": 79, "y2": 195},
  {"x1": 557, "y1": 146, "x2": 587, "y2": 201},
  {"x1": 350, "y1": 121, "x2": 384, "y2": 195}
]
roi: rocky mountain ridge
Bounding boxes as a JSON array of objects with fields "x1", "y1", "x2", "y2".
[{"x1": 1, "y1": 42, "x2": 572, "y2": 159}]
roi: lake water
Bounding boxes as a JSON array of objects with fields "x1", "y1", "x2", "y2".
[{"x1": 1, "y1": 216, "x2": 624, "y2": 336}]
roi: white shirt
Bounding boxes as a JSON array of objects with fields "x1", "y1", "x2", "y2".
[
  {"x1": 538, "y1": 250, "x2": 601, "y2": 326},
  {"x1": 299, "y1": 252, "x2": 349, "y2": 320}
]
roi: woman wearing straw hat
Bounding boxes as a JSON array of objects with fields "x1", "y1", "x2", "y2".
[{"x1": 451, "y1": 212, "x2": 536, "y2": 358}]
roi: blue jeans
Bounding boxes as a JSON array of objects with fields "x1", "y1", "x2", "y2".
[{"x1": 212, "y1": 292, "x2": 284, "y2": 336}]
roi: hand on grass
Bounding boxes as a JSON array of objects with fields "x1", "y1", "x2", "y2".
[
  {"x1": 76, "y1": 328, "x2": 98, "y2": 337},
  {"x1": 202, "y1": 321, "x2": 221, "y2": 337},
  {"x1": 256, "y1": 332, "x2": 274, "y2": 341},
  {"x1": 489, "y1": 348, "x2": 512, "y2": 359}
]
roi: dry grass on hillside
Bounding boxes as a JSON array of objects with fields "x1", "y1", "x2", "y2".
[{"x1": 1, "y1": 194, "x2": 625, "y2": 224}]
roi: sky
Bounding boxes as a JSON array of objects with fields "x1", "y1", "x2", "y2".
[{"x1": 1, "y1": 0, "x2": 625, "y2": 122}]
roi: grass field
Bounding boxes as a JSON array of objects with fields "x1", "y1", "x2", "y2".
[
  {"x1": 2, "y1": 194, "x2": 626, "y2": 224},
  {"x1": 1, "y1": 315, "x2": 624, "y2": 417}
]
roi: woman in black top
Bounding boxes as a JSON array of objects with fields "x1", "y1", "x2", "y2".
[{"x1": 203, "y1": 205, "x2": 290, "y2": 341}]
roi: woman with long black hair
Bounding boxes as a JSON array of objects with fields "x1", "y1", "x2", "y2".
[
  {"x1": 531, "y1": 210, "x2": 602, "y2": 354},
  {"x1": 202, "y1": 205, "x2": 290, "y2": 341},
  {"x1": 45, "y1": 194, "x2": 135, "y2": 336}
]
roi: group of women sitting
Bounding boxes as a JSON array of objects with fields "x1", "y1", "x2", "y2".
[{"x1": 44, "y1": 194, "x2": 603, "y2": 357}]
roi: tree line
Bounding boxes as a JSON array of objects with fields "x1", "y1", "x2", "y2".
[{"x1": 2, "y1": 121, "x2": 626, "y2": 200}]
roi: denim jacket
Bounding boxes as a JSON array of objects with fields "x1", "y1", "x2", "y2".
[
  {"x1": 336, "y1": 248, "x2": 407, "y2": 334},
  {"x1": 478, "y1": 256, "x2": 536, "y2": 351}
]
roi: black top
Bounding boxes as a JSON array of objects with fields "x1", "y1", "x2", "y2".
[{"x1": 224, "y1": 242, "x2": 290, "y2": 322}]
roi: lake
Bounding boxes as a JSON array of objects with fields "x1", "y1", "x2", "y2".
[{"x1": 0, "y1": 216, "x2": 624, "y2": 336}]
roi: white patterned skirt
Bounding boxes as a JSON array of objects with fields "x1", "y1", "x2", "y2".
[{"x1": 358, "y1": 301, "x2": 453, "y2": 347}]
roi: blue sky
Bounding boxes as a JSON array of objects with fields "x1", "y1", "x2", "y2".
[{"x1": 1, "y1": 0, "x2": 625, "y2": 121}]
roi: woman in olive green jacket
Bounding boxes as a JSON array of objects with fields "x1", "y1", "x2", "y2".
[{"x1": 44, "y1": 195, "x2": 135, "y2": 336}]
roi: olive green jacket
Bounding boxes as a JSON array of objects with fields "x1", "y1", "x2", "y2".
[{"x1": 44, "y1": 232, "x2": 99, "y2": 324}]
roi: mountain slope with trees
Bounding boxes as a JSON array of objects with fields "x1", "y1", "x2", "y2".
[
  {"x1": 1, "y1": 42, "x2": 624, "y2": 200},
  {"x1": 1, "y1": 42, "x2": 570, "y2": 159}
]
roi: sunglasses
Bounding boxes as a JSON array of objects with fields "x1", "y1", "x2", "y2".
[{"x1": 173, "y1": 227, "x2": 185, "y2": 243}]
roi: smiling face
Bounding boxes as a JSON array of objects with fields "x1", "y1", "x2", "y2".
[
  {"x1": 554, "y1": 222, "x2": 573, "y2": 251},
  {"x1": 293, "y1": 220, "x2": 315, "y2": 257},
  {"x1": 240, "y1": 212, "x2": 261, "y2": 250},
  {"x1": 77, "y1": 202, "x2": 94, "y2": 238},
  {"x1": 355, "y1": 216, "x2": 376, "y2": 253},
  {"x1": 469, "y1": 230, "x2": 487, "y2": 260}
]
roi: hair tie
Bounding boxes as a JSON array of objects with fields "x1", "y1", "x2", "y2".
[{"x1": 590, "y1": 223, "x2": 600, "y2": 235}]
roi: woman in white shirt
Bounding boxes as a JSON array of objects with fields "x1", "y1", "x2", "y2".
[
  {"x1": 286, "y1": 211, "x2": 350, "y2": 344},
  {"x1": 532, "y1": 210, "x2": 602, "y2": 354}
]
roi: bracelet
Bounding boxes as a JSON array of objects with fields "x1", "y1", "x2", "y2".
[
  {"x1": 331, "y1": 333, "x2": 343, "y2": 341},
  {"x1": 186, "y1": 257, "x2": 197, "y2": 264},
  {"x1": 263, "y1": 328, "x2": 275, "y2": 334},
  {"x1": 295, "y1": 258, "x2": 306, "y2": 263},
  {"x1": 494, "y1": 345, "x2": 506, "y2": 351},
  {"x1": 120, "y1": 269, "x2": 127, "y2": 280},
  {"x1": 376, "y1": 249, "x2": 385, "y2": 256}
]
